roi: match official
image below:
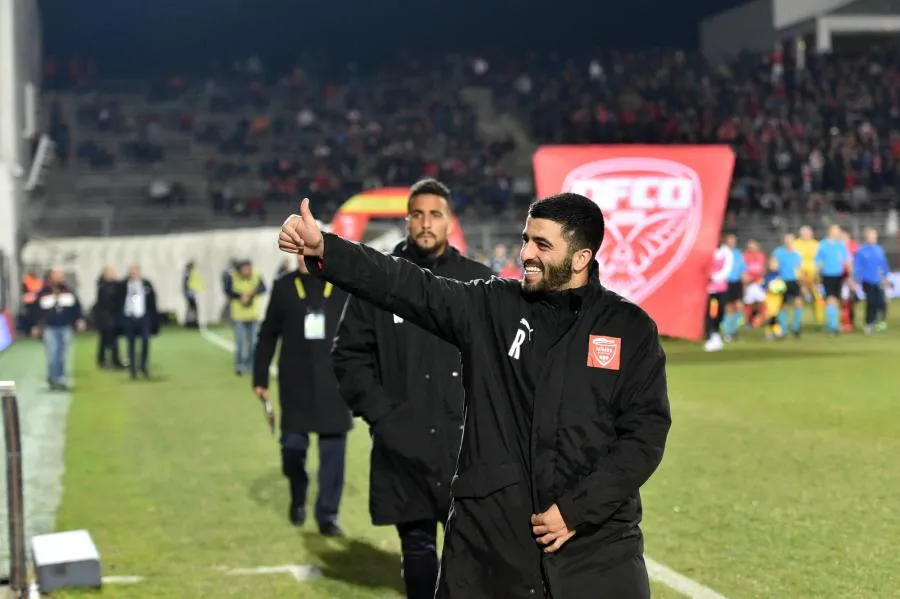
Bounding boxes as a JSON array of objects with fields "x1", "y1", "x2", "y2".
[
  {"x1": 772, "y1": 234, "x2": 804, "y2": 337},
  {"x1": 253, "y1": 254, "x2": 351, "y2": 537},
  {"x1": 331, "y1": 179, "x2": 492, "y2": 598},
  {"x1": 853, "y1": 228, "x2": 890, "y2": 333},
  {"x1": 281, "y1": 193, "x2": 670, "y2": 599},
  {"x1": 815, "y1": 225, "x2": 851, "y2": 335}
]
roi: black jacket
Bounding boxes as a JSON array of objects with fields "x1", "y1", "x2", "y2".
[
  {"x1": 331, "y1": 240, "x2": 492, "y2": 525},
  {"x1": 115, "y1": 278, "x2": 160, "y2": 335},
  {"x1": 31, "y1": 284, "x2": 83, "y2": 329},
  {"x1": 254, "y1": 271, "x2": 352, "y2": 435},
  {"x1": 93, "y1": 278, "x2": 121, "y2": 331},
  {"x1": 309, "y1": 234, "x2": 670, "y2": 599}
]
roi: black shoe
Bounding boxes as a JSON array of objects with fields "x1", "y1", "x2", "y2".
[
  {"x1": 319, "y1": 522, "x2": 344, "y2": 537},
  {"x1": 289, "y1": 504, "x2": 306, "y2": 527}
]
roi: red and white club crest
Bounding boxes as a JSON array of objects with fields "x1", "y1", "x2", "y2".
[
  {"x1": 562, "y1": 158, "x2": 704, "y2": 304},
  {"x1": 587, "y1": 335, "x2": 621, "y2": 370}
]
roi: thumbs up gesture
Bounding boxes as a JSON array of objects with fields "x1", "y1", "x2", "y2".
[{"x1": 279, "y1": 198, "x2": 325, "y2": 258}]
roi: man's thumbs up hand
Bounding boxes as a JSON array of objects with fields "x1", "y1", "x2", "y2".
[{"x1": 278, "y1": 198, "x2": 325, "y2": 257}]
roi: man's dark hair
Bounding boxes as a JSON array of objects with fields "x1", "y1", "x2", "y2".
[
  {"x1": 408, "y1": 178, "x2": 451, "y2": 212},
  {"x1": 528, "y1": 193, "x2": 605, "y2": 257}
]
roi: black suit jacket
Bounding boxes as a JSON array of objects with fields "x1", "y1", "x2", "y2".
[{"x1": 116, "y1": 278, "x2": 160, "y2": 335}]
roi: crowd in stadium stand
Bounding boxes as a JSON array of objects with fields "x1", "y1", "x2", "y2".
[{"x1": 41, "y1": 46, "x2": 900, "y2": 224}]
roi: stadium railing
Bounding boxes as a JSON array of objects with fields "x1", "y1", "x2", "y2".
[{"x1": 0, "y1": 382, "x2": 27, "y2": 597}]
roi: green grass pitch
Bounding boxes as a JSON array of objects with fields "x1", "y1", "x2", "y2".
[{"x1": 7, "y1": 304, "x2": 899, "y2": 598}]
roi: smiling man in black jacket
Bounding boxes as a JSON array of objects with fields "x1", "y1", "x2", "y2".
[
  {"x1": 279, "y1": 193, "x2": 671, "y2": 599},
  {"x1": 331, "y1": 179, "x2": 492, "y2": 598}
]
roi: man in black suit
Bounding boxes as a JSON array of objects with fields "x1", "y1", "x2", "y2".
[
  {"x1": 95, "y1": 266, "x2": 124, "y2": 369},
  {"x1": 332, "y1": 179, "x2": 493, "y2": 598},
  {"x1": 118, "y1": 264, "x2": 159, "y2": 380},
  {"x1": 253, "y1": 254, "x2": 352, "y2": 537}
]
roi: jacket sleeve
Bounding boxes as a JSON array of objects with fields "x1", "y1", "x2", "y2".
[
  {"x1": 29, "y1": 290, "x2": 47, "y2": 326},
  {"x1": 556, "y1": 319, "x2": 671, "y2": 529},
  {"x1": 253, "y1": 281, "x2": 282, "y2": 389},
  {"x1": 308, "y1": 233, "x2": 489, "y2": 348},
  {"x1": 146, "y1": 282, "x2": 160, "y2": 334},
  {"x1": 224, "y1": 274, "x2": 240, "y2": 299},
  {"x1": 72, "y1": 294, "x2": 84, "y2": 321},
  {"x1": 473, "y1": 261, "x2": 495, "y2": 280},
  {"x1": 331, "y1": 294, "x2": 394, "y2": 425}
]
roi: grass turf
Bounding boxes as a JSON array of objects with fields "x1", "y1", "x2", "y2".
[{"x1": 43, "y1": 304, "x2": 899, "y2": 597}]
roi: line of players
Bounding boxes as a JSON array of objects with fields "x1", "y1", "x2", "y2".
[{"x1": 706, "y1": 224, "x2": 891, "y2": 351}]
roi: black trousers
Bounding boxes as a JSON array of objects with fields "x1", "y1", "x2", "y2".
[
  {"x1": 96, "y1": 327, "x2": 122, "y2": 367},
  {"x1": 281, "y1": 432, "x2": 347, "y2": 526},
  {"x1": 122, "y1": 316, "x2": 151, "y2": 376},
  {"x1": 862, "y1": 283, "x2": 887, "y2": 325},
  {"x1": 706, "y1": 292, "x2": 724, "y2": 339},
  {"x1": 397, "y1": 519, "x2": 444, "y2": 599},
  {"x1": 185, "y1": 295, "x2": 199, "y2": 328}
]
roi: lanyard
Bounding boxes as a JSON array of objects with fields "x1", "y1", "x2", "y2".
[{"x1": 294, "y1": 278, "x2": 333, "y2": 301}]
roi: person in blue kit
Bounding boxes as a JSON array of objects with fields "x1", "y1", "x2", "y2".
[
  {"x1": 771, "y1": 234, "x2": 804, "y2": 337},
  {"x1": 721, "y1": 233, "x2": 747, "y2": 342},
  {"x1": 815, "y1": 225, "x2": 852, "y2": 335},
  {"x1": 853, "y1": 227, "x2": 890, "y2": 334}
]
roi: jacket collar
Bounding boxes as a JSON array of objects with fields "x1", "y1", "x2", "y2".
[{"x1": 393, "y1": 238, "x2": 459, "y2": 268}]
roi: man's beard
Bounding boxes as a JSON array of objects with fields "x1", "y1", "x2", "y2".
[
  {"x1": 520, "y1": 253, "x2": 573, "y2": 296},
  {"x1": 412, "y1": 232, "x2": 445, "y2": 257}
]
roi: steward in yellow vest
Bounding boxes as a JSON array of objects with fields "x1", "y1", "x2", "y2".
[
  {"x1": 229, "y1": 260, "x2": 267, "y2": 375},
  {"x1": 230, "y1": 264, "x2": 266, "y2": 323}
]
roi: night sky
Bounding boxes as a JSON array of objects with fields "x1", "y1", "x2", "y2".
[{"x1": 40, "y1": 0, "x2": 750, "y2": 75}]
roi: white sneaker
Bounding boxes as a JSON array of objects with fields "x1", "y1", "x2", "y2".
[{"x1": 704, "y1": 333, "x2": 724, "y2": 352}]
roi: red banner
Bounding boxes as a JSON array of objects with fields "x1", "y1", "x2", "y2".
[{"x1": 533, "y1": 145, "x2": 735, "y2": 341}]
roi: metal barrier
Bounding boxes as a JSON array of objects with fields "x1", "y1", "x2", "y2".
[{"x1": 0, "y1": 382, "x2": 26, "y2": 597}]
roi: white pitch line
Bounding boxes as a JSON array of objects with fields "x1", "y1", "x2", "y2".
[
  {"x1": 226, "y1": 564, "x2": 321, "y2": 582},
  {"x1": 645, "y1": 557, "x2": 728, "y2": 599},
  {"x1": 27, "y1": 576, "x2": 143, "y2": 597},
  {"x1": 199, "y1": 328, "x2": 727, "y2": 598},
  {"x1": 103, "y1": 575, "x2": 145, "y2": 584},
  {"x1": 199, "y1": 327, "x2": 277, "y2": 375}
]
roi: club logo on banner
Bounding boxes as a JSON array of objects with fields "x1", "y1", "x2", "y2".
[{"x1": 533, "y1": 145, "x2": 735, "y2": 341}]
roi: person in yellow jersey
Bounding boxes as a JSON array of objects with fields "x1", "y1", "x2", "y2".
[
  {"x1": 794, "y1": 225, "x2": 824, "y2": 325},
  {"x1": 761, "y1": 257, "x2": 787, "y2": 340},
  {"x1": 229, "y1": 259, "x2": 267, "y2": 375}
]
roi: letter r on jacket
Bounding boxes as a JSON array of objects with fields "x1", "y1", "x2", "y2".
[{"x1": 508, "y1": 328, "x2": 526, "y2": 360}]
